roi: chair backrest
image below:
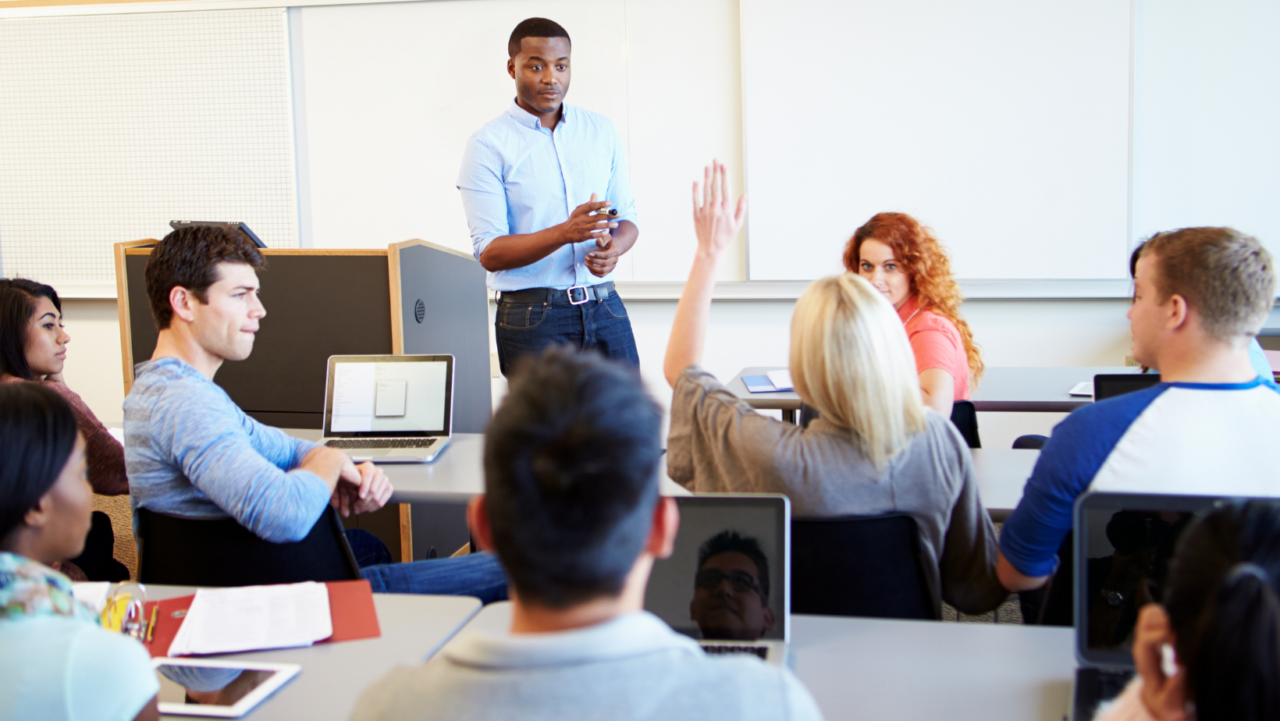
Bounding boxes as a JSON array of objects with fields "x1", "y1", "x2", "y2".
[
  {"x1": 804, "y1": 400, "x2": 981, "y2": 449},
  {"x1": 791, "y1": 513, "x2": 937, "y2": 619},
  {"x1": 136, "y1": 505, "x2": 362, "y2": 587},
  {"x1": 948, "y1": 400, "x2": 981, "y2": 448}
]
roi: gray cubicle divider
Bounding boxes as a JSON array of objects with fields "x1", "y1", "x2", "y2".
[
  {"x1": 390, "y1": 240, "x2": 491, "y2": 434},
  {"x1": 117, "y1": 244, "x2": 394, "y2": 429}
]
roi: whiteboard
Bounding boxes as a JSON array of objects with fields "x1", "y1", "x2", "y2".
[
  {"x1": 296, "y1": 0, "x2": 746, "y2": 282},
  {"x1": 1131, "y1": 0, "x2": 1280, "y2": 259},
  {"x1": 740, "y1": 0, "x2": 1132, "y2": 283},
  {"x1": 0, "y1": 9, "x2": 298, "y2": 295}
]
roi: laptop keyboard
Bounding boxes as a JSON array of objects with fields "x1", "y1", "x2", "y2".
[
  {"x1": 701, "y1": 644, "x2": 770, "y2": 660},
  {"x1": 325, "y1": 438, "x2": 438, "y2": 449},
  {"x1": 1074, "y1": 667, "x2": 1134, "y2": 721}
]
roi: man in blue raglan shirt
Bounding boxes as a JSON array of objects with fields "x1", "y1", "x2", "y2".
[
  {"x1": 125, "y1": 225, "x2": 506, "y2": 600},
  {"x1": 457, "y1": 17, "x2": 640, "y2": 377},
  {"x1": 998, "y1": 226, "x2": 1280, "y2": 594}
]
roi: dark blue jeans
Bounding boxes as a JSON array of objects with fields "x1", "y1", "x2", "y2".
[
  {"x1": 495, "y1": 291, "x2": 640, "y2": 377},
  {"x1": 360, "y1": 551, "x2": 509, "y2": 605}
]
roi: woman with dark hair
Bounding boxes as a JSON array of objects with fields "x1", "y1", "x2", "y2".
[
  {"x1": 0, "y1": 383, "x2": 159, "y2": 721},
  {"x1": 844, "y1": 213, "x2": 983, "y2": 417},
  {"x1": 0, "y1": 278, "x2": 129, "y2": 580},
  {"x1": 1098, "y1": 499, "x2": 1280, "y2": 721}
]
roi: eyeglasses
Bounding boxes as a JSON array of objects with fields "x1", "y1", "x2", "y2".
[{"x1": 696, "y1": 569, "x2": 764, "y2": 597}]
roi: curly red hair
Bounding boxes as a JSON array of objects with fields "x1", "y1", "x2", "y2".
[{"x1": 842, "y1": 213, "x2": 984, "y2": 383}]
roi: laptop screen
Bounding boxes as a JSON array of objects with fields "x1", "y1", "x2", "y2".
[
  {"x1": 1074, "y1": 492, "x2": 1225, "y2": 668},
  {"x1": 644, "y1": 495, "x2": 789, "y2": 642},
  {"x1": 323, "y1": 355, "x2": 453, "y2": 438},
  {"x1": 1092, "y1": 373, "x2": 1161, "y2": 401}
]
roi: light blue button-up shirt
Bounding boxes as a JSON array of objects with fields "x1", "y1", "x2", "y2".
[{"x1": 457, "y1": 101, "x2": 638, "y2": 292}]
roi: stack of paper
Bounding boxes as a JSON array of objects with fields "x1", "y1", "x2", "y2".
[
  {"x1": 766, "y1": 370, "x2": 794, "y2": 392},
  {"x1": 71, "y1": 582, "x2": 112, "y2": 614},
  {"x1": 168, "y1": 582, "x2": 333, "y2": 656}
]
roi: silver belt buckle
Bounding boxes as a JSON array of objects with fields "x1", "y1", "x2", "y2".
[{"x1": 566, "y1": 285, "x2": 589, "y2": 305}]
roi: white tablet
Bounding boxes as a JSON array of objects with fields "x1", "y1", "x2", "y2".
[{"x1": 152, "y1": 658, "x2": 300, "y2": 718}]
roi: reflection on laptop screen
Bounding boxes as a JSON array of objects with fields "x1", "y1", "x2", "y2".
[
  {"x1": 644, "y1": 496, "x2": 788, "y2": 642},
  {"x1": 331, "y1": 360, "x2": 448, "y2": 434}
]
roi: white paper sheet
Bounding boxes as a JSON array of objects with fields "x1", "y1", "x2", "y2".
[
  {"x1": 766, "y1": 370, "x2": 794, "y2": 392},
  {"x1": 71, "y1": 582, "x2": 111, "y2": 614},
  {"x1": 1069, "y1": 381, "x2": 1094, "y2": 397},
  {"x1": 168, "y1": 582, "x2": 332, "y2": 656},
  {"x1": 375, "y1": 379, "x2": 407, "y2": 417}
]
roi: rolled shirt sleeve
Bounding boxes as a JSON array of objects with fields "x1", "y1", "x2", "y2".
[{"x1": 457, "y1": 137, "x2": 511, "y2": 260}]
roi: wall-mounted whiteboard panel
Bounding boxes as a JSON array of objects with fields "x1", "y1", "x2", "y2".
[
  {"x1": 297, "y1": 0, "x2": 629, "y2": 263},
  {"x1": 0, "y1": 9, "x2": 298, "y2": 294},
  {"x1": 1131, "y1": 0, "x2": 1280, "y2": 258},
  {"x1": 741, "y1": 0, "x2": 1132, "y2": 283}
]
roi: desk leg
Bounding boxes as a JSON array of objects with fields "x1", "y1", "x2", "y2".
[
  {"x1": 398, "y1": 504, "x2": 414, "y2": 563},
  {"x1": 782, "y1": 408, "x2": 797, "y2": 424}
]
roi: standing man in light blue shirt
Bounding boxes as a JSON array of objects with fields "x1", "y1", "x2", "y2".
[{"x1": 458, "y1": 17, "x2": 640, "y2": 376}]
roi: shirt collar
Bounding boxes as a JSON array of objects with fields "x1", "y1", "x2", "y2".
[
  {"x1": 443, "y1": 611, "x2": 701, "y2": 670},
  {"x1": 506, "y1": 99, "x2": 570, "y2": 130},
  {"x1": 896, "y1": 294, "x2": 921, "y2": 324}
]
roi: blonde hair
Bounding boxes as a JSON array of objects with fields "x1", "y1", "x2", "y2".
[{"x1": 790, "y1": 274, "x2": 927, "y2": 467}]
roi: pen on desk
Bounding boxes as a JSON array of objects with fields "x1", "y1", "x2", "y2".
[{"x1": 146, "y1": 605, "x2": 157, "y2": 643}]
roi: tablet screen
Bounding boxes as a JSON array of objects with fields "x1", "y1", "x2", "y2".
[{"x1": 155, "y1": 662, "x2": 297, "y2": 717}]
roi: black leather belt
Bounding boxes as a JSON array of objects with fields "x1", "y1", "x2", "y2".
[{"x1": 499, "y1": 282, "x2": 615, "y2": 306}]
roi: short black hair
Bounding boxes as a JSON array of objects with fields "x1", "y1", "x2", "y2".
[
  {"x1": 482, "y1": 346, "x2": 662, "y2": 609},
  {"x1": 145, "y1": 225, "x2": 264, "y2": 330},
  {"x1": 508, "y1": 17, "x2": 570, "y2": 59},
  {"x1": 0, "y1": 278, "x2": 62, "y2": 381},
  {"x1": 696, "y1": 530, "x2": 771, "y2": 602},
  {"x1": 0, "y1": 383, "x2": 79, "y2": 541}
]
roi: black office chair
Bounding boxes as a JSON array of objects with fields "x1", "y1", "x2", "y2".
[
  {"x1": 800, "y1": 400, "x2": 981, "y2": 450},
  {"x1": 791, "y1": 513, "x2": 937, "y2": 620},
  {"x1": 136, "y1": 505, "x2": 362, "y2": 587}
]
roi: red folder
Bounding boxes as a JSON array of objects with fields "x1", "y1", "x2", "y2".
[{"x1": 143, "y1": 579, "x2": 381, "y2": 658}]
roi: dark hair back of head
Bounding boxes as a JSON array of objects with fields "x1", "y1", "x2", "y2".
[
  {"x1": 508, "y1": 17, "x2": 570, "y2": 58},
  {"x1": 0, "y1": 383, "x2": 79, "y2": 541},
  {"x1": 0, "y1": 278, "x2": 62, "y2": 381},
  {"x1": 483, "y1": 346, "x2": 662, "y2": 609},
  {"x1": 696, "y1": 530, "x2": 771, "y2": 602},
  {"x1": 145, "y1": 225, "x2": 264, "y2": 330},
  {"x1": 1164, "y1": 500, "x2": 1280, "y2": 721},
  {"x1": 1136, "y1": 227, "x2": 1275, "y2": 341}
]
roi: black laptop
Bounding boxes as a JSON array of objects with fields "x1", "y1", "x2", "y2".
[
  {"x1": 1070, "y1": 491, "x2": 1230, "y2": 719},
  {"x1": 1092, "y1": 373, "x2": 1161, "y2": 401}
]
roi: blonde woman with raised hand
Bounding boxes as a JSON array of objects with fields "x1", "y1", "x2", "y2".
[{"x1": 663, "y1": 161, "x2": 1006, "y2": 617}]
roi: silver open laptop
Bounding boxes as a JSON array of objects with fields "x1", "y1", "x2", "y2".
[
  {"x1": 321, "y1": 354, "x2": 453, "y2": 463},
  {"x1": 644, "y1": 494, "x2": 791, "y2": 666}
]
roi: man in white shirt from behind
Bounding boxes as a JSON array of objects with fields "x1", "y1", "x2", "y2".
[{"x1": 351, "y1": 348, "x2": 822, "y2": 721}]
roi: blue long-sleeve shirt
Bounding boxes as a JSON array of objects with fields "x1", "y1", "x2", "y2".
[{"x1": 124, "y1": 357, "x2": 329, "y2": 543}]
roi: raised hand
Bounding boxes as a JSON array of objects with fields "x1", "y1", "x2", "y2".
[{"x1": 691, "y1": 160, "x2": 746, "y2": 261}]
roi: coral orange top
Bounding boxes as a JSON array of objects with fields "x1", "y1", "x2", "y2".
[{"x1": 896, "y1": 295, "x2": 971, "y2": 401}]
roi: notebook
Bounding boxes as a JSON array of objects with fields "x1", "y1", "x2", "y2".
[
  {"x1": 321, "y1": 354, "x2": 453, "y2": 463},
  {"x1": 644, "y1": 494, "x2": 791, "y2": 666},
  {"x1": 1070, "y1": 491, "x2": 1226, "y2": 720}
]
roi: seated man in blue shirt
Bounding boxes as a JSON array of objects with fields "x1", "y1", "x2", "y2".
[
  {"x1": 458, "y1": 17, "x2": 640, "y2": 376},
  {"x1": 998, "y1": 226, "x2": 1280, "y2": 596},
  {"x1": 350, "y1": 348, "x2": 822, "y2": 721},
  {"x1": 125, "y1": 225, "x2": 505, "y2": 600}
]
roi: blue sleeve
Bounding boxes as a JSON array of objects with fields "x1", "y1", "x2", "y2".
[
  {"x1": 999, "y1": 387, "x2": 1165, "y2": 577},
  {"x1": 152, "y1": 380, "x2": 331, "y2": 543},
  {"x1": 457, "y1": 135, "x2": 510, "y2": 259},
  {"x1": 605, "y1": 119, "x2": 638, "y2": 226},
  {"x1": 1248, "y1": 338, "x2": 1278, "y2": 390},
  {"x1": 67, "y1": 625, "x2": 159, "y2": 721}
]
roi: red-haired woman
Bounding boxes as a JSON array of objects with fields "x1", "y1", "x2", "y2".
[{"x1": 844, "y1": 213, "x2": 983, "y2": 417}]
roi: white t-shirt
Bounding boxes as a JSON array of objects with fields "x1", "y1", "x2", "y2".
[{"x1": 0, "y1": 615, "x2": 158, "y2": 721}]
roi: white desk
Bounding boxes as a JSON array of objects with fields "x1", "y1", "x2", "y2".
[
  {"x1": 149, "y1": 586, "x2": 480, "y2": 720},
  {"x1": 446, "y1": 602, "x2": 1075, "y2": 721},
  {"x1": 972, "y1": 448, "x2": 1037, "y2": 521},
  {"x1": 285, "y1": 430, "x2": 691, "y2": 503},
  {"x1": 792, "y1": 615, "x2": 1074, "y2": 721},
  {"x1": 730, "y1": 366, "x2": 1139, "y2": 414}
]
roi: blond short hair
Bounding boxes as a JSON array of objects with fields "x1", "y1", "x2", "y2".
[
  {"x1": 1139, "y1": 227, "x2": 1276, "y2": 342},
  {"x1": 789, "y1": 274, "x2": 927, "y2": 467}
]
